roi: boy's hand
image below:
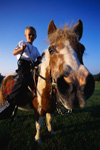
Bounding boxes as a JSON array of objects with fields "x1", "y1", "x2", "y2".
[
  {"x1": 21, "y1": 44, "x2": 27, "y2": 51},
  {"x1": 13, "y1": 44, "x2": 27, "y2": 55}
]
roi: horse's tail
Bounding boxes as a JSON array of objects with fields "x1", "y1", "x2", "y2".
[
  {"x1": 0, "y1": 79, "x2": 5, "y2": 106},
  {"x1": 0, "y1": 91, "x2": 2, "y2": 106},
  {"x1": 0, "y1": 75, "x2": 14, "y2": 105}
]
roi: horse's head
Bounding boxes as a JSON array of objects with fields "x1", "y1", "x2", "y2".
[{"x1": 47, "y1": 20, "x2": 95, "y2": 109}]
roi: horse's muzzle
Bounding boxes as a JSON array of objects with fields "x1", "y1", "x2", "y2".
[
  {"x1": 56, "y1": 73, "x2": 95, "y2": 109},
  {"x1": 82, "y1": 74, "x2": 95, "y2": 99}
]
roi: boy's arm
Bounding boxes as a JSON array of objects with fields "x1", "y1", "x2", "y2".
[
  {"x1": 13, "y1": 44, "x2": 26, "y2": 55},
  {"x1": 35, "y1": 52, "x2": 45, "y2": 66}
]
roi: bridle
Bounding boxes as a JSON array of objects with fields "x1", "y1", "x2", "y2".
[
  {"x1": 27, "y1": 45, "x2": 72, "y2": 115},
  {"x1": 34, "y1": 68, "x2": 72, "y2": 115}
]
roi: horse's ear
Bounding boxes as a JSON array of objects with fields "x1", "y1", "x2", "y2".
[
  {"x1": 47, "y1": 20, "x2": 57, "y2": 35},
  {"x1": 74, "y1": 19, "x2": 83, "y2": 41}
]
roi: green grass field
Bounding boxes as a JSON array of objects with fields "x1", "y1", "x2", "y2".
[{"x1": 0, "y1": 83, "x2": 100, "y2": 150}]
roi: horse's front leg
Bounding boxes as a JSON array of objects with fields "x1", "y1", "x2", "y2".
[
  {"x1": 35, "y1": 116, "x2": 44, "y2": 144},
  {"x1": 46, "y1": 113, "x2": 55, "y2": 134}
]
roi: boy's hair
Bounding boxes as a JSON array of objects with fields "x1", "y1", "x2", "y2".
[{"x1": 25, "y1": 26, "x2": 37, "y2": 39}]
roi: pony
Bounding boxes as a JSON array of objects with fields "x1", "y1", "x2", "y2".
[{"x1": 0, "y1": 19, "x2": 95, "y2": 143}]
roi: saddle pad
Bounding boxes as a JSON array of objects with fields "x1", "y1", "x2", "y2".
[{"x1": 6, "y1": 79, "x2": 16, "y2": 95}]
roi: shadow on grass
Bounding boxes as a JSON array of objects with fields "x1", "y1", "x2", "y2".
[
  {"x1": 0, "y1": 127, "x2": 11, "y2": 150},
  {"x1": 73, "y1": 105, "x2": 100, "y2": 118}
]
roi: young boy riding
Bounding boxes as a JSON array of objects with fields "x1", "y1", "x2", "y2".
[{"x1": 0, "y1": 26, "x2": 41, "y2": 117}]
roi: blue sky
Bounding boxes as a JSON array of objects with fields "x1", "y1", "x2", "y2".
[{"x1": 0, "y1": 0, "x2": 100, "y2": 76}]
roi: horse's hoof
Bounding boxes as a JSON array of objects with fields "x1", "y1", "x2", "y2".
[
  {"x1": 35, "y1": 139, "x2": 42, "y2": 145},
  {"x1": 49, "y1": 130, "x2": 55, "y2": 135},
  {"x1": 35, "y1": 136, "x2": 42, "y2": 145},
  {"x1": 51, "y1": 130, "x2": 55, "y2": 135}
]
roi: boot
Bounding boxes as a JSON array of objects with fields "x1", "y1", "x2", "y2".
[
  {"x1": 0, "y1": 97, "x2": 15, "y2": 120},
  {"x1": 0, "y1": 101, "x2": 10, "y2": 113}
]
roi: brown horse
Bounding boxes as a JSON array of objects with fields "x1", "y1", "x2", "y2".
[{"x1": 0, "y1": 19, "x2": 95, "y2": 143}]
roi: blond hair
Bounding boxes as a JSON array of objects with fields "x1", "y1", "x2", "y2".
[{"x1": 25, "y1": 26, "x2": 37, "y2": 39}]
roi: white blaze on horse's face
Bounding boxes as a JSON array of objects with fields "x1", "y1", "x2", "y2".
[
  {"x1": 61, "y1": 41, "x2": 80, "y2": 71},
  {"x1": 50, "y1": 40, "x2": 89, "y2": 86}
]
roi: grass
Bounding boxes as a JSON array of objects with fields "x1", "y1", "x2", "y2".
[{"x1": 0, "y1": 83, "x2": 100, "y2": 150}]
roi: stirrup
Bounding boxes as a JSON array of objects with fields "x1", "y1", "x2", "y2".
[
  {"x1": 0, "y1": 102, "x2": 15, "y2": 120},
  {"x1": 11, "y1": 105, "x2": 18, "y2": 122},
  {"x1": 0, "y1": 101, "x2": 10, "y2": 113}
]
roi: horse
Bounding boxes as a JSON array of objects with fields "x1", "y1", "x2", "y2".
[{"x1": 0, "y1": 19, "x2": 95, "y2": 143}]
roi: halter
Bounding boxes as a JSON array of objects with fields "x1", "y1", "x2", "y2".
[{"x1": 35, "y1": 70, "x2": 72, "y2": 115}]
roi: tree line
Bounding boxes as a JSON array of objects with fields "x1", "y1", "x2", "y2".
[
  {"x1": 0, "y1": 73, "x2": 100, "y2": 84},
  {"x1": 0, "y1": 73, "x2": 5, "y2": 84},
  {"x1": 93, "y1": 73, "x2": 100, "y2": 82}
]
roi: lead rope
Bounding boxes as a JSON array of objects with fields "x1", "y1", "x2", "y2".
[
  {"x1": 56, "y1": 104, "x2": 72, "y2": 115},
  {"x1": 50, "y1": 81, "x2": 72, "y2": 116}
]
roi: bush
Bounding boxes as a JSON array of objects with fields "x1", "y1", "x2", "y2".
[
  {"x1": 0, "y1": 73, "x2": 5, "y2": 84},
  {"x1": 94, "y1": 73, "x2": 100, "y2": 81}
]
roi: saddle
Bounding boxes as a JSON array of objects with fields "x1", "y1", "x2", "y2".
[{"x1": 2, "y1": 73, "x2": 38, "y2": 104}]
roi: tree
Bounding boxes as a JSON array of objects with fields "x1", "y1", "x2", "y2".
[
  {"x1": 94, "y1": 73, "x2": 100, "y2": 81},
  {"x1": 0, "y1": 73, "x2": 5, "y2": 83}
]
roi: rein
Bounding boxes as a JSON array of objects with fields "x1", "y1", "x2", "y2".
[
  {"x1": 27, "y1": 45, "x2": 52, "y2": 83},
  {"x1": 37, "y1": 73, "x2": 52, "y2": 83}
]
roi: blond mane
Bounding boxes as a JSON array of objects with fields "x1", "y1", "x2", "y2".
[{"x1": 48, "y1": 24, "x2": 78, "y2": 44}]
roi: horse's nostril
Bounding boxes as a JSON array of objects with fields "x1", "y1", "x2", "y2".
[
  {"x1": 84, "y1": 74, "x2": 95, "y2": 99},
  {"x1": 57, "y1": 76, "x2": 74, "y2": 96},
  {"x1": 57, "y1": 76, "x2": 69, "y2": 95}
]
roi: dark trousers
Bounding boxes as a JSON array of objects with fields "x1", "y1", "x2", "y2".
[{"x1": 7, "y1": 59, "x2": 34, "y2": 103}]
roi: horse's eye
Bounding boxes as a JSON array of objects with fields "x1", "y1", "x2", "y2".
[{"x1": 48, "y1": 46, "x2": 56, "y2": 55}]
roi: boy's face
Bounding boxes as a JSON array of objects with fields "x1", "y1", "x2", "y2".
[{"x1": 25, "y1": 29, "x2": 36, "y2": 44}]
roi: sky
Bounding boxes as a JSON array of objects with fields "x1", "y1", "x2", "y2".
[{"x1": 0, "y1": 0, "x2": 100, "y2": 76}]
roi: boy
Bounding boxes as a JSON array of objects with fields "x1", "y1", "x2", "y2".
[{"x1": 0, "y1": 26, "x2": 40, "y2": 115}]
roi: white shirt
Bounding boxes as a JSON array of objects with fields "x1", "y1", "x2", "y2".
[{"x1": 15, "y1": 41, "x2": 40, "y2": 61}]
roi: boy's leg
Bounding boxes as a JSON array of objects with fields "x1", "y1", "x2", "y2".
[
  {"x1": 0, "y1": 60, "x2": 33, "y2": 116},
  {"x1": 6, "y1": 60, "x2": 28, "y2": 104},
  {"x1": 6, "y1": 78, "x2": 25, "y2": 104}
]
